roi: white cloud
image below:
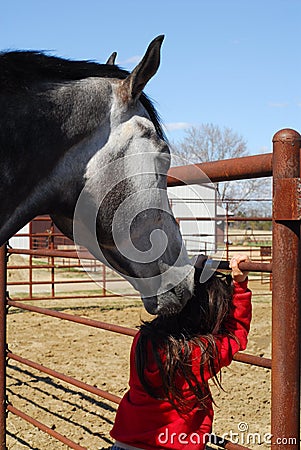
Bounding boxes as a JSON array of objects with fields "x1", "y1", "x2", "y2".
[
  {"x1": 258, "y1": 146, "x2": 270, "y2": 154},
  {"x1": 268, "y1": 102, "x2": 288, "y2": 108},
  {"x1": 165, "y1": 122, "x2": 192, "y2": 131},
  {"x1": 120, "y1": 55, "x2": 141, "y2": 66}
]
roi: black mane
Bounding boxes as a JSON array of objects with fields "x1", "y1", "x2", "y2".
[{"x1": 0, "y1": 50, "x2": 165, "y2": 140}]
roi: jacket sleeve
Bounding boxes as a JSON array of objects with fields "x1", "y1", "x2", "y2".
[{"x1": 214, "y1": 279, "x2": 252, "y2": 369}]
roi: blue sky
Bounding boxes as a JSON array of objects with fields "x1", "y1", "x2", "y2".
[{"x1": 1, "y1": 0, "x2": 300, "y2": 156}]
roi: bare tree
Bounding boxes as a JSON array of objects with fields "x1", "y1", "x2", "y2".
[{"x1": 171, "y1": 123, "x2": 271, "y2": 215}]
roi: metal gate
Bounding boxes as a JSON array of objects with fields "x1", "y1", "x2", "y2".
[{"x1": 0, "y1": 128, "x2": 300, "y2": 449}]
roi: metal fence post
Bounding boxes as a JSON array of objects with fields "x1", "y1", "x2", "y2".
[
  {"x1": 272, "y1": 129, "x2": 301, "y2": 449},
  {"x1": 0, "y1": 245, "x2": 7, "y2": 449}
]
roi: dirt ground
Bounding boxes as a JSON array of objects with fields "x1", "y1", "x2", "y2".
[{"x1": 5, "y1": 274, "x2": 272, "y2": 450}]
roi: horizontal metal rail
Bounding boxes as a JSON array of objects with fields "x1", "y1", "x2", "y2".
[
  {"x1": 234, "y1": 352, "x2": 271, "y2": 369},
  {"x1": 7, "y1": 264, "x2": 83, "y2": 270},
  {"x1": 7, "y1": 300, "x2": 271, "y2": 369},
  {"x1": 223, "y1": 441, "x2": 251, "y2": 450},
  {"x1": 29, "y1": 216, "x2": 54, "y2": 221},
  {"x1": 7, "y1": 300, "x2": 137, "y2": 337},
  {"x1": 13, "y1": 232, "x2": 68, "y2": 238},
  {"x1": 7, "y1": 404, "x2": 87, "y2": 450},
  {"x1": 171, "y1": 198, "x2": 272, "y2": 203},
  {"x1": 167, "y1": 153, "x2": 272, "y2": 186},
  {"x1": 178, "y1": 216, "x2": 272, "y2": 221},
  {"x1": 10, "y1": 293, "x2": 139, "y2": 302},
  {"x1": 8, "y1": 249, "x2": 273, "y2": 274},
  {"x1": 7, "y1": 277, "x2": 126, "y2": 286},
  {"x1": 196, "y1": 260, "x2": 272, "y2": 273},
  {"x1": 8, "y1": 248, "x2": 85, "y2": 259}
]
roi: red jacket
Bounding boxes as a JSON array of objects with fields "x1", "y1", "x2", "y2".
[{"x1": 111, "y1": 280, "x2": 252, "y2": 449}]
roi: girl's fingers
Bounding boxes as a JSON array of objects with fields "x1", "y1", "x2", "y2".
[
  {"x1": 229, "y1": 254, "x2": 250, "y2": 273},
  {"x1": 230, "y1": 257, "x2": 241, "y2": 271},
  {"x1": 230, "y1": 255, "x2": 250, "y2": 281},
  {"x1": 230, "y1": 254, "x2": 250, "y2": 267}
]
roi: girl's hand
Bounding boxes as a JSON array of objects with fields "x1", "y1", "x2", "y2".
[{"x1": 230, "y1": 254, "x2": 250, "y2": 283}]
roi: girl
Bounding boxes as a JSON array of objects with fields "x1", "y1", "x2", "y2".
[{"x1": 110, "y1": 254, "x2": 252, "y2": 450}]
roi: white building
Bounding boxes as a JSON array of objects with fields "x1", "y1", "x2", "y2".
[
  {"x1": 8, "y1": 224, "x2": 30, "y2": 249},
  {"x1": 8, "y1": 185, "x2": 224, "y2": 255},
  {"x1": 168, "y1": 184, "x2": 224, "y2": 256}
]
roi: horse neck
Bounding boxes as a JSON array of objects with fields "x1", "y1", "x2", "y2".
[{"x1": 0, "y1": 78, "x2": 113, "y2": 243}]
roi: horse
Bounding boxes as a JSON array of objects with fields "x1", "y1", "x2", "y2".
[{"x1": 0, "y1": 35, "x2": 194, "y2": 315}]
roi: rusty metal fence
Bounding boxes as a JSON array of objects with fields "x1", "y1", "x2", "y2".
[
  {"x1": 7, "y1": 214, "x2": 272, "y2": 301},
  {"x1": 0, "y1": 128, "x2": 300, "y2": 449}
]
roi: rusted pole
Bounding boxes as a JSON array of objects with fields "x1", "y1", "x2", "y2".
[
  {"x1": 102, "y1": 263, "x2": 107, "y2": 296},
  {"x1": 29, "y1": 220, "x2": 33, "y2": 299},
  {"x1": 0, "y1": 246, "x2": 7, "y2": 450},
  {"x1": 49, "y1": 222, "x2": 55, "y2": 298},
  {"x1": 272, "y1": 129, "x2": 301, "y2": 449},
  {"x1": 225, "y1": 203, "x2": 229, "y2": 261}
]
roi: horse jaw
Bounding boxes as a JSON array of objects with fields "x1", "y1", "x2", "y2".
[{"x1": 50, "y1": 214, "x2": 74, "y2": 241}]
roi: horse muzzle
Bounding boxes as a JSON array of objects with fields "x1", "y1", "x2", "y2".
[{"x1": 142, "y1": 270, "x2": 194, "y2": 316}]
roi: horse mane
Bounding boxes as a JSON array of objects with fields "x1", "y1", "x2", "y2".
[{"x1": 0, "y1": 50, "x2": 166, "y2": 141}]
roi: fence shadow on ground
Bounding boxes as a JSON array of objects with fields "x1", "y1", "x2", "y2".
[{"x1": 7, "y1": 363, "x2": 116, "y2": 447}]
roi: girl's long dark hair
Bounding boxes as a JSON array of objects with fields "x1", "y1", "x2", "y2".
[{"x1": 135, "y1": 269, "x2": 234, "y2": 415}]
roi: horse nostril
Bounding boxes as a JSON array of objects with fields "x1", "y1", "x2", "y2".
[
  {"x1": 142, "y1": 296, "x2": 159, "y2": 315},
  {"x1": 183, "y1": 286, "x2": 192, "y2": 303}
]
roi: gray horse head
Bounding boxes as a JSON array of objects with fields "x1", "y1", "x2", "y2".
[{"x1": 0, "y1": 36, "x2": 194, "y2": 315}]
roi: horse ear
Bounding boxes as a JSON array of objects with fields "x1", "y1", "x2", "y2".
[
  {"x1": 121, "y1": 35, "x2": 164, "y2": 102},
  {"x1": 106, "y1": 52, "x2": 117, "y2": 65}
]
